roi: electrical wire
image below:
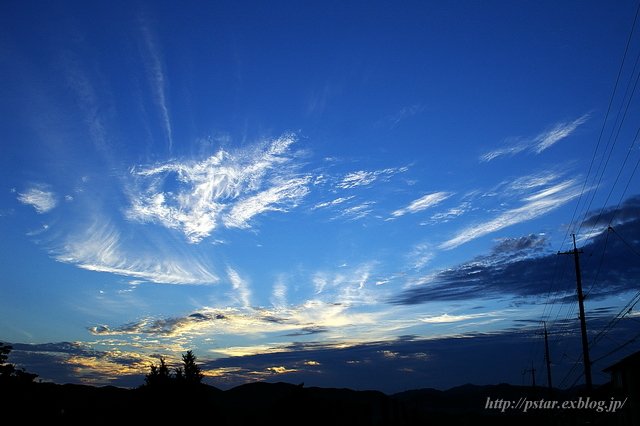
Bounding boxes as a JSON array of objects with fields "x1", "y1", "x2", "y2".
[{"x1": 523, "y1": 2, "x2": 640, "y2": 389}]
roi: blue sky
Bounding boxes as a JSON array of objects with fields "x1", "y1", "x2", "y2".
[{"x1": 1, "y1": 1, "x2": 640, "y2": 394}]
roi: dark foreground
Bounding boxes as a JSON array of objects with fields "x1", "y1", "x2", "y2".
[{"x1": 2, "y1": 380, "x2": 621, "y2": 425}]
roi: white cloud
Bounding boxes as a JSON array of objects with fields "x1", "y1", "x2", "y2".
[
  {"x1": 336, "y1": 168, "x2": 402, "y2": 189},
  {"x1": 89, "y1": 278, "x2": 384, "y2": 341},
  {"x1": 387, "y1": 104, "x2": 424, "y2": 125},
  {"x1": 481, "y1": 114, "x2": 589, "y2": 162},
  {"x1": 271, "y1": 277, "x2": 288, "y2": 310},
  {"x1": 406, "y1": 243, "x2": 435, "y2": 270},
  {"x1": 392, "y1": 192, "x2": 452, "y2": 217},
  {"x1": 227, "y1": 267, "x2": 251, "y2": 307},
  {"x1": 312, "y1": 196, "x2": 354, "y2": 210},
  {"x1": 140, "y1": 22, "x2": 173, "y2": 152},
  {"x1": 479, "y1": 139, "x2": 528, "y2": 162},
  {"x1": 333, "y1": 201, "x2": 375, "y2": 221},
  {"x1": 440, "y1": 179, "x2": 583, "y2": 250},
  {"x1": 223, "y1": 177, "x2": 310, "y2": 228},
  {"x1": 126, "y1": 134, "x2": 308, "y2": 242},
  {"x1": 533, "y1": 114, "x2": 589, "y2": 153},
  {"x1": 507, "y1": 171, "x2": 562, "y2": 191},
  {"x1": 53, "y1": 220, "x2": 218, "y2": 284},
  {"x1": 420, "y1": 312, "x2": 491, "y2": 323},
  {"x1": 17, "y1": 185, "x2": 58, "y2": 213},
  {"x1": 429, "y1": 202, "x2": 471, "y2": 223},
  {"x1": 337, "y1": 171, "x2": 380, "y2": 189}
]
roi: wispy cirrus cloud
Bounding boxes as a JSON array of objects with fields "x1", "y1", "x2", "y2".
[
  {"x1": 126, "y1": 134, "x2": 309, "y2": 242},
  {"x1": 534, "y1": 114, "x2": 589, "y2": 153},
  {"x1": 223, "y1": 177, "x2": 310, "y2": 228},
  {"x1": 227, "y1": 267, "x2": 252, "y2": 308},
  {"x1": 440, "y1": 179, "x2": 582, "y2": 250},
  {"x1": 310, "y1": 166, "x2": 410, "y2": 221},
  {"x1": 505, "y1": 171, "x2": 563, "y2": 191},
  {"x1": 88, "y1": 263, "x2": 388, "y2": 343},
  {"x1": 386, "y1": 104, "x2": 424, "y2": 125},
  {"x1": 391, "y1": 191, "x2": 452, "y2": 217},
  {"x1": 394, "y1": 197, "x2": 640, "y2": 306},
  {"x1": 139, "y1": 20, "x2": 173, "y2": 153},
  {"x1": 337, "y1": 170, "x2": 385, "y2": 189},
  {"x1": 16, "y1": 184, "x2": 58, "y2": 213},
  {"x1": 335, "y1": 167, "x2": 406, "y2": 190},
  {"x1": 481, "y1": 114, "x2": 589, "y2": 162},
  {"x1": 428, "y1": 202, "x2": 471, "y2": 224},
  {"x1": 271, "y1": 276, "x2": 288, "y2": 310},
  {"x1": 406, "y1": 243, "x2": 435, "y2": 270},
  {"x1": 419, "y1": 311, "x2": 507, "y2": 324},
  {"x1": 333, "y1": 201, "x2": 376, "y2": 221},
  {"x1": 312, "y1": 196, "x2": 354, "y2": 210},
  {"x1": 52, "y1": 220, "x2": 218, "y2": 284}
]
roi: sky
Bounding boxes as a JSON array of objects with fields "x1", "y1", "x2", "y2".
[{"x1": 1, "y1": 1, "x2": 640, "y2": 395}]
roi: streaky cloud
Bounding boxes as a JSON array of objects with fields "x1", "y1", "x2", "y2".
[
  {"x1": 126, "y1": 133, "x2": 308, "y2": 242},
  {"x1": 12, "y1": 341, "x2": 103, "y2": 357},
  {"x1": 227, "y1": 267, "x2": 252, "y2": 308},
  {"x1": 429, "y1": 202, "x2": 471, "y2": 224},
  {"x1": 333, "y1": 201, "x2": 375, "y2": 221},
  {"x1": 283, "y1": 326, "x2": 329, "y2": 336},
  {"x1": 89, "y1": 318, "x2": 194, "y2": 336},
  {"x1": 17, "y1": 184, "x2": 58, "y2": 213},
  {"x1": 336, "y1": 168, "x2": 402, "y2": 189},
  {"x1": 139, "y1": 20, "x2": 173, "y2": 153},
  {"x1": 533, "y1": 114, "x2": 589, "y2": 153},
  {"x1": 223, "y1": 176, "x2": 310, "y2": 228},
  {"x1": 406, "y1": 243, "x2": 435, "y2": 270},
  {"x1": 337, "y1": 170, "x2": 381, "y2": 189},
  {"x1": 393, "y1": 195, "x2": 640, "y2": 305},
  {"x1": 52, "y1": 220, "x2": 218, "y2": 284},
  {"x1": 419, "y1": 311, "x2": 504, "y2": 323},
  {"x1": 87, "y1": 264, "x2": 388, "y2": 340},
  {"x1": 440, "y1": 179, "x2": 582, "y2": 250},
  {"x1": 480, "y1": 114, "x2": 589, "y2": 162},
  {"x1": 507, "y1": 171, "x2": 563, "y2": 191},
  {"x1": 271, "y1": 277, "x2": 288, "y2": 310},
  {"x1": 312, "y1": 196, "x2": 354, "y2": 210},
  {"x1": 392, "y1": 192, "x2": 452, "y2": 217},
  {"x1": 387, "y1": 104, "x2": 424, "y2": 125}
]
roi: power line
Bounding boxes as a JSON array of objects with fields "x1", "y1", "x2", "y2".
[{"x1": 525, "y1": 2, "x2": 640, "y2": 391}]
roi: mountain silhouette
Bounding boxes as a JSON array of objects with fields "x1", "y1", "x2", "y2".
[{"x1": 1, "y1": 379, "x2": 617, "y2": 425}]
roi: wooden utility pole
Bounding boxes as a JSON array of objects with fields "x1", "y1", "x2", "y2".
[
  {"x1": 535, "y1": 323, "x2": 553, "y2": 394},
  {"x1": 541, "y1": 322, "x2": 553, "y2": 396},
  {"x1": 558, "y1": 234, "x2": 592, "y2": 392},
  {"x1": 523, "y1": 363, "x2": 536, "y2": 396}
]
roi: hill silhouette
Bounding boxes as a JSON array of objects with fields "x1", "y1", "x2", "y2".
[
  {"x1": 2, "y1": 379, "x2": 612, "y2": 425},
  {"x1": 0, "y1": 343, "x2": 619, "y2": 425}
]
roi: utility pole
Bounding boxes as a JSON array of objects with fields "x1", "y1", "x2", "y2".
[
  {"x1": 536, "y1": 322, "x2": 553, "y2": 397},
  {"x1": 523, "y1": 362, "x2": 536, "y2": 396},
  {"x1": 558, "y1": 234, "x2": 592, "y2": 392}
]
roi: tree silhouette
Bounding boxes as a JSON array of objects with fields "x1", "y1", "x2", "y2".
[
  {"x1": 0, "y1": 342, "x2": 14, "y2": 378},
  {"x1": 181, "y1": 350, "x2": 203, "y2": 384},
  {"x1": 143, "y1": 356, "x2": 172, "y2": 387},
  {"x1": 142, "y1": 350, "x2": 204, "y2": 388},
  {"x1": 138, "y1": 350, "x2": 211, "y2": 422},
  {"x1": 0, "y1": 342, "x2": 38, "y2": 383}
]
